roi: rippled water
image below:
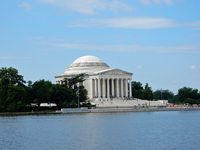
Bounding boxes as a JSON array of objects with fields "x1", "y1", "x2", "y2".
[{"x1": 0, "y1": 111, "x2": 200, "y2": 150}]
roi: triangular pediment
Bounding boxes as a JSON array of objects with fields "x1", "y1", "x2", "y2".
[{"x1": 94, "y1": 68, "x2": 133, "y2": 75}]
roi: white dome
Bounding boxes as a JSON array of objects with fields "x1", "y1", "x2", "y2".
[
  {"x1": 73, "y1": 55, "x2": 104, "y2": 63},
  {"x1": 65, "y1": 55, "x2": 110, "y2": 74},
  {"x1": 68, "y1": 55, "x2": 109, "y2": 68}
]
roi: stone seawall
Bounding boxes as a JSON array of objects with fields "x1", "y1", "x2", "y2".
[
  {"x1": 1, "y1": 107, "x2": 200, "y2": 115},
  {"x1": 61, "y1": 108, "x2": 90, "y2": 113},
  {"x1": 90, "y1": 107, "x2": 200, "y2": 113},
  {"x1": 60, "y1": 107, "x2": 200, "y2": 113}
]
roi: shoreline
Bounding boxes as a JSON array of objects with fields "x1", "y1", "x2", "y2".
[
  {"x1": 90, "y1": 107, "x2": 200, "y2": 113},
  {"x1": 0, "y1": 111, "x2": 62, "y2": 116},
  {"x1": 1, "y1": 107, "x2": 200, "y2": 116}
]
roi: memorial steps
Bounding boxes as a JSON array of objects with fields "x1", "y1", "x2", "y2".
[{"x1": 91, "y1": 98, "x2": 164, "y2": 107}]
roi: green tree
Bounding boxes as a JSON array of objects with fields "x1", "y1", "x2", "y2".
[
  {"x1": 170, "y1": 95, "x2": 178, "y2": 104},
  {"x1": 62, "y1": 73, "x2": 88, "y2": 107},
  {"x1": 4, "y1": 85, "x2": 26, "y2": 112},
  {"x1": 131, "y1": 82, "x2": 153, "y2": 100},
  {"x1": 177, "y1": 87, "x2": 199, "y2": 103},
  {"x1": 0, "y1": 67, "x2": 26, "y2": 112},
  {"x1": 48, "y1": 84, "x2": 75, "y2": 108},
  {"x1": 132, "y1": 81, "x2": 143, "y2": 90},
  {"x1": 184, "y1": 98, "x2": 197, "y2": 105},
  {"x1": 24, "y1": 80, "x2": 34, "y2": 105},
  {"x1": 153, "y1": 89, "x2": 174, "y2": 100},
  {"x1": 32, "y1": 79, "x2": 52, "y2": 109},
  {"x1": 0, "y1": 67, "x2": 25, "y2": 90},
  {"x1": 131, "y1": 81, "x2": 144, "y2": 99},
  {"x1": 134, "y1": 89, "x2": 144, "y2": 99},
  {"x1": 143, "y1": 83, "x2": 153, "y2": 100},
  {"x1": 63, "y1": 73, "x2": 85, "y2": 89},
  {"x1": 77, "y1": 85, "x2": 88, "y2": 102},
  {"x1": 27, "y1": 80, "x2": 32, "y2": 88}
]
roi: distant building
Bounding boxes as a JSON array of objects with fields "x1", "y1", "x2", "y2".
[{"x1": 55, "y1": 55, "x2": 133, "y2": 99}]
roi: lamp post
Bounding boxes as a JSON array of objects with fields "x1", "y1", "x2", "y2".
[{"x1": 78, "y1": 82, "x2": 79, "y2": 108}]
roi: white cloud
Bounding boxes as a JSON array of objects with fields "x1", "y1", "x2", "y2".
[
  {"x1": 28, "y1": 36, "x2": 66, "y2": 42},
  {"x1": 50, "y1": 43, "x2": 200, "y2": 53},
  {"x1": 37, "y1": 0, "x2": 132, "y2": 14},
  {"x1": 136, "y1": 65, "x2": 142, "y2": 69},
  {"x1": 68, "y1": 17, "x2": 176, "y2": 29},
  {"x1": 68, "y1": 17, "x2": 200, "y2": 30},
  {"x1": 187, "y1": 20, "x2": 200, "y2": 30},
  {"x1": 139, "y1": 0, "x2": 150, "y2": 5},
  {"x1": 0, "y1": 56, "x2": 31, "y2": 60},
  {"x1": 32, "y1": 36, "x2": 200, "y2": 53},
  {"x1": 139, "y1": 0, "x2": 173, "y2": 5},
  {"x1": 190, "y1": 65, "x2": 196, "y2": 69},
  {"x1": 187, "y1": 21, "x2": 200, "y2": 26},
  {"x1": 18, "y1": 2, "x2": 32, "y2": 11}
]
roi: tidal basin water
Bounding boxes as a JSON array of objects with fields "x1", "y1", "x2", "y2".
[{"x1": 1, "y1": 111, "x2": 200, "y2": 150}]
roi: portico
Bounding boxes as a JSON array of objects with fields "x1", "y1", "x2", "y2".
[
  {"x1": 55, "y1": 56, "x2": 133, "y2": 99},
  {"x1": 90, "y1": 76, "x2": 132, "y2": 98}
]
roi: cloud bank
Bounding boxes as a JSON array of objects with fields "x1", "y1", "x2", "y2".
[
  {"x1": 0, "y1": 56, "x2": 32, "y2": 60},
  {"x1": 18, "y1": 2, "x2": 32, "y2": 11},
  {"x1": 68, "y1": 17, "x2": 200, "y2": 30},
  {"x1": 50, "y1": 43, "x2": 200, "y2": 53},
  {"x1": 139, "y1": 0, "x2": 173, "y2": 5},
  {"x1": 37, "y1": 0, "x2": 132, "y2": 14},
  {"x1": 187, "y1": 20, "x2": 200, "y2": 30},
  {"x1": 69, "y1": 17, "x2": 176, "y2": 29}
]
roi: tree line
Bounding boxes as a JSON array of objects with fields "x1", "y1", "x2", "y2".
[
  {"x1": 1, "y1": 67, "x2": 200, "y2": 112},
  {"x1": 131, "y1": 81, "x2": 200, "y2": 104},
  {"x1": 0, "y1": 67, "x2": 88, "y2": 112}
]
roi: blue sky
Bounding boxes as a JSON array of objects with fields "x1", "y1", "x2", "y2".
[{"x1": 1, "y1": 0, "x2": 200, "y2": 94}]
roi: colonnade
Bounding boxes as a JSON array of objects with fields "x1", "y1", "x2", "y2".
[{"x1": 92, "y1": 78, "x2": 132, "y2": 98}]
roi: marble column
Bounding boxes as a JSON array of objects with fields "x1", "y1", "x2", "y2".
[
  {"x1": 107, "y1": 79, "x2": 110, "y2": 98},
  {"x1": 116, "y1": 78, "x2": 119, "y2": 97},
  {"x1": 103, "y1": 78, "x2": 106, "y2": 98},
  {"x1": 125, "y1": 79, "x2": 128, "y2": 97},
  {"x1": 121, "y1": 79, "x2": 123, "y2": 97},
  {"x1": 91, "y1": 79, "x2": 94, "y2": 98},
  {"x1": 112, "y1": 78, "x2": 114, "y2": 97},
  {"x1": 129, "y1": 79, "x2": 132, "y2": 97},
  {"x1": 98, "y1": 78, "x2": 101, "y2": 98},
  {"x1": 95, "y1": 78, "x2": 97, "y2": 97}
]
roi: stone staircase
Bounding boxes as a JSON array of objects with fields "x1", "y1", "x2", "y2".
[{"x1": 89, "y1": 98, "x2": 165, "y2": 107}]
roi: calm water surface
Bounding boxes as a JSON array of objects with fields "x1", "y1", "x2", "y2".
[{"x1": 0, "y1": 111, "x2": 200, "y2": 150}]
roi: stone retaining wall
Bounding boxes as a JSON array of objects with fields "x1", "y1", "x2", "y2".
[
  {"x1": 1, "y1": 107, "x2": 200, "y2": 116},
  {"x1": 61, "y1": 107, "x2": 90, "y2": 113},
  {"x1": 90, "y1": 107, "x2": 200, "y2": 113}
]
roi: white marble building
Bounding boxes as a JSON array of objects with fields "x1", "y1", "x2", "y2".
[{"x1": 55, "y1": 56, "x2": 133, "y2": 99}]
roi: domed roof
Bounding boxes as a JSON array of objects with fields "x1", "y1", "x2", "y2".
[{"x1": 68, "y1": 55, "x2": 109, "y2": 68}]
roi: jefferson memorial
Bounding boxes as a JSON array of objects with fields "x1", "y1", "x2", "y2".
[{"x1": 55, "y1": 55, "x2": 133, "y2": 99}]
